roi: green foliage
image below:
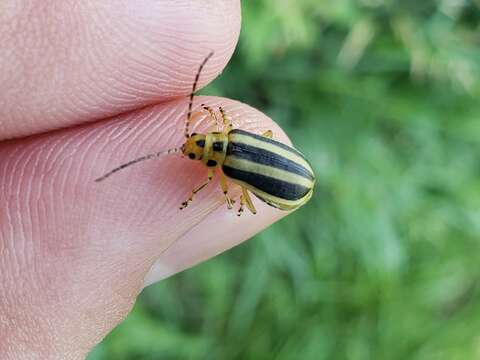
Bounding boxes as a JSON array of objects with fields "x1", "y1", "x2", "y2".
[{"x1": 89, "y1": 1, "x2": 480, "y2": 359}]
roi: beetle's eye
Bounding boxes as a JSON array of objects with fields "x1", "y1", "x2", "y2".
[{"x1": 188, "y1": 153, "x2": 196, "y2": 159}]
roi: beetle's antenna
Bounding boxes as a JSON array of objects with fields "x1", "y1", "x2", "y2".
[
  {"x1": 185, "y1": 51, "x2": 214, "y2": 138},
  {"x1": 95, "y1": 148, "x2": 181, "y2": 182}
]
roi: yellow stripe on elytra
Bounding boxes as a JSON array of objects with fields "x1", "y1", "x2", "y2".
[
  {"x1": 228, "y1": 133, "x2": 313, "y2": 175},
  {"x1": 231, "y1": 178, "x2": 313, "y2": 210},
  {"x1": 223, "y1": 157, "x2": 314, "y2": 189}
]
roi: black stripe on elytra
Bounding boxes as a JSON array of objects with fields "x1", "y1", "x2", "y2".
[
  {"x1": 222, "y1": 166, "x2": 311, "y2": 201},
  {"x1": 226, "y1": 142, "x2": 314, "y2": 181},
  {"x1": 229, "y1": 129, "x2": 306, "y2": 159}
]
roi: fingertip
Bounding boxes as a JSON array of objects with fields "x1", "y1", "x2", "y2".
[
  {"x1": 143, "y1": 200, "x2": 286, "y2": 285},
  {"x1": 0, "y1": 94, "x2": 296, "y2": 352}
]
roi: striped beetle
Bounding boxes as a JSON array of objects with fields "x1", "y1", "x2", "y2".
[{"x1": 95, "y1": 52, "x2": 315, "y2": 215}]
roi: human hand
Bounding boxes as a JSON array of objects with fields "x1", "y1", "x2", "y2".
[{"x1": 0, "y1": 1, "x2": 291, "y2": 358}]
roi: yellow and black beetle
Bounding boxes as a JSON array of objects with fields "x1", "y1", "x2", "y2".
[{"x1": 95, "y1": 52, "x2": 315, "y2": 215}]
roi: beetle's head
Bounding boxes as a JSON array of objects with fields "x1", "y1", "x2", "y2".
[{"x1": 182, "y1": 133, "x2": 206, "y2": 160}]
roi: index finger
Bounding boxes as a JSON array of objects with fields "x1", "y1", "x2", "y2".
[{"x1": 0, "y1": 0, "x2": 240, "y2": 140}]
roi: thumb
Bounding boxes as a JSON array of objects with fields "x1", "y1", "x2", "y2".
[{"x1": 0, "y1": 96, "x2": 289, "y2": 357}]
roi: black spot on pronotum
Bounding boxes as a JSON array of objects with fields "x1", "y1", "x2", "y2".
[
  {"x1": 207, "y1": 160, "x2": 217, "y2": 167},
  {"x1": 188, "y1": 153, "x2": 196, "y2": 159},
  {"x1": 212, "y1": 142, "x2": 223, "y2": 152},
  {"x1": 196, "y1": 139, "x2": 205, "y2": 148}
]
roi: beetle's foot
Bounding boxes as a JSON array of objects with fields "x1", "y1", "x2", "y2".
[
  {"x1": 237, "y1": 201, "x2": 244, "y2": 216},
  {"x1": 179, "y1": 199, "x2": 191, "y2": 210},
  {"x1": 224, "y1": 193, "x2": 235, "y2": 209}
]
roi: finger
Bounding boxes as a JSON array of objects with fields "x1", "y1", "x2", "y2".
[
  {"x1": 0, "y1": 0, "x2": 240, "y2": 140},
  {"x1": 144, "y1": 200, "x2": 285, "y2": 286},
  {"x1": 0, "y1": 97, "x2": 290, "y2": 357}
]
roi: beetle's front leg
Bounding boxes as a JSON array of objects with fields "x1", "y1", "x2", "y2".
[
  {"x1": 219, "y1": 173, "x2": 235, "y2": 209},
  {"x1": 200, "y1": 104, "x2": 222, "y2": 129},
  {"x1": 180, "y1": 168, "x2": 214, "y2": 209}
]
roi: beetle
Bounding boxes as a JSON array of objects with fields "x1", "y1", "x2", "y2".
[{"x1": 95, "y1": 52, "x2": 315, "y2": 215}]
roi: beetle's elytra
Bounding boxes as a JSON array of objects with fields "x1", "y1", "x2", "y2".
[{"x1": 95, "y1": 52, "x2": 315, "y2": 215}]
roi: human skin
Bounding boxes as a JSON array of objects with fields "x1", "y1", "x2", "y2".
[{"x1": 0, "y1": 1, "x2": 290, "y2": 359}]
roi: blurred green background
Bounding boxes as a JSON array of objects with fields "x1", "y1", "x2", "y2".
[{"x1": 89, "y1": 1, "x2": 480, "y2": 359}]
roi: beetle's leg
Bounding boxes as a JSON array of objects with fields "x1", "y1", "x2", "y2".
[
  {"x1": 237, "y1": 193, "x2": 245, "y2": 216},
  {"x1": 180, "y1": 169, "x2": 214, "y2": 209},
  {"x1": 200, "y1": 104, "x2": 221, "y2": 129},
  {"x1": 219, "y1": 106, "x2": 233, "y2": 133},
  {"x1": 242, "y1": 187, "x2": 257, "y2": 215},
  {"x1": 262, "y1": 130, "x2": 273, "y2": 138},
  {"x1": 219, "y1": 173, "x2": 235, "y2": 209}
]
